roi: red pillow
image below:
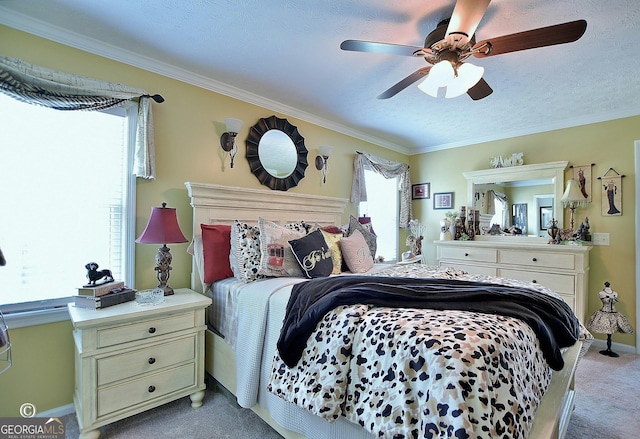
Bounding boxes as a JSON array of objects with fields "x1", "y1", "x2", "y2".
[{"x1": 201, "y1": 224, "x2": 233, "y2": 282}]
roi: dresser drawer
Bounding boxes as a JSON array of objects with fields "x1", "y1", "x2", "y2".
[
  {"x1": 439, "y1": 246, "x2": 497, "y2": 263},
  {"x1": 97, "y1": 336, "x2": 196, "y2": 386},
  {"x1": 440, "y1": 261, "x2": 497, "y2": 276},
  {"x1": 97, "y1": 362, "x2": 196, "y2": 417},
  {"x1": 498, "y1": 269, "x2": 575, "y2": 295},
  {"x1": 498, "y1": 250, "x2": 575, "y2": 270},
  {"x1": 97, "y1": 312, "x2": 195, "y2": 348}
]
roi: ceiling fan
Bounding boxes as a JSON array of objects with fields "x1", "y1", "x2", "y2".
[{"x1": 340, "y1": 0, "x2": 587, "y2": 100}]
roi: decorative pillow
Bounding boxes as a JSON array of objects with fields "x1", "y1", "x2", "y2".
[
  {"x1": 358, "y1": 216, "x2": 376, "y2": 236},
  {"x1": 201, "y1": 224, "x2": 233, "y2": 282},
  {"x1": 258, "y1": 217, "x2": 305, "y2": 277},
  {"x1": 289, "y1": 229, "x2": 333, "y2": 278},
  {"x1": 340, "y1": 229, "x2": 374, "y2": 273},
  {"x1": 320, "y1": 224, "x2": 344, "y2": 235},
  {"x1": 348, "y1": 215, "x2": 377, "y2": 258},
  {"x1": 230, "y1": 220, "x2": 264, "y2": 283},
  {"x1": 320, "y1": 230, "x2": 343, "y2": 274}
]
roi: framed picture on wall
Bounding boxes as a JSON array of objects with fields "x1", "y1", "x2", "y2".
[
  {"x1": 411, "y1": 183, "x2": 430, "y2": 199},
  {"x1": 433, "y1": 192, "x2": 454, "y2": 210}
]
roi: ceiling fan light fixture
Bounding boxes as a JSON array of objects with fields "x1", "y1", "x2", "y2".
[
  {"x1": 417, "y1": 60, "x2": 454, "y2": 97},
  {"x1": 445, "y1": 62, "x2": 484, "y2": 98}
]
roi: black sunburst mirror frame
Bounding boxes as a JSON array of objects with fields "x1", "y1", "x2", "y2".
[{"x1": 245, "y1": 115, "x2": 308, "y2": 191}]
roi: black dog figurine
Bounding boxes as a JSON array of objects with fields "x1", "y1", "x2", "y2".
[{"x1": 84, "y1": 262, "x2": 114, "y2": 287}]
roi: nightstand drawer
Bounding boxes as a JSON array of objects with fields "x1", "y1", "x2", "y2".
[
  {"x1": 97, "y1": 312, "x2": 195, "y2": 348},
  {"x1": 97, "y1": 336, "x2": 196, "y2": 386},
  {"x1": 498, "y1": 250, "x2": 575, "y2": 270},
  {"x1": 439, "y1": 246, "x2": 497, "y2": 263},
  {"x1": 97, "y1": 362, "x2": 196, "y2": 417}
]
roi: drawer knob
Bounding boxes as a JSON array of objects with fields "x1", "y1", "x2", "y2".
[
  {"x1": 148, "y1": 385, "x2": 156, "y2": 393},
  {"x1": 532, "y1": 280, "x2": 537, "y2": 283},
  {"x1": 148, "y1": 327, "x2": 156, "y2": 334},
  {"x1": 532, "y1": 257, "x2": 538, "y2": 262},
  {"x1": 148, "y1": 357, "x2": 156, "y2": 365},
  {"x1": 464, "y1": 253, "x2": 469, "y2": 257}
]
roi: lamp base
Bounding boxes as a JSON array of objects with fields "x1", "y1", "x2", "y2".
[
  {"x1": 156, "y1": 284, "x2": 175, "y2": 296},
  {"x1": 155, "y1": 244, "x2": 175, "y2": 296}
]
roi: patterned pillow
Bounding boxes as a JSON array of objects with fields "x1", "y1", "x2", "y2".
[
  {"x1": 230, "y1": 220, "x2": 264, "y2": 283},
  {"x1": 340, "y1": 229, "x2": 374, "y2": 273},
  {"x1": 257, "y1": 217, "x2": 305, "y2": 277},
  {"x1": 348, "y1": 215, "x2": 377, "y2": 258},
  {"x1": 289, "y1": 229, "x2": 333, "y2": 278},
  {"x1": 320, "y1": 230, "x2": 343, "y2": 275}
]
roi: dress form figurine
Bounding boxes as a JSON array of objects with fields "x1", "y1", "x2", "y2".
[{"x1": 586, "y1": 282, "x2": 634, "y2": 357}]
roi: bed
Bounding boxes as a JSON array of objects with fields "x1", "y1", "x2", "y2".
[{"x1": 185, "y1": 182, "x2": 586, "y2": 439}]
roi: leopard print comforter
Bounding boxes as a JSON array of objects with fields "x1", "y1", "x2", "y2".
[{"x1": 268, "y1": 265, "x2": 562, "y2": 438}]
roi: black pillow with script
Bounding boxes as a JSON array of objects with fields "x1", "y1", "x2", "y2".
[{"x1": 289, "y1": 229, "x2": 333, "y2": 279}]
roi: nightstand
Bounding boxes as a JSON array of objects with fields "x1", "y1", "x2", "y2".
[{"x1": 68, "y1": 288, "x2": 212, "y2": 439}]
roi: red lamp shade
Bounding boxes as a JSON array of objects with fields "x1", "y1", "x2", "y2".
[{"x1": 136, "y1": 203, "x2": 187, "y2": 245}]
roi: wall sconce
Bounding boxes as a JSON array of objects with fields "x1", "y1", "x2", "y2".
[
  {"x1": 220, "y1": 117, "x2": 243, "y2": 168},
  {"x1": 136, "y1": 202, "x2": 188, "y2": 295},
  {"x1": 315, "y1": 145, "x2": 333, "y2": 184}
]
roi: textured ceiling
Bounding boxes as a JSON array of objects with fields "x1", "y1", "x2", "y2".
[{"x1": 1, "y1": 0, "x2": 639, "y2": 155}]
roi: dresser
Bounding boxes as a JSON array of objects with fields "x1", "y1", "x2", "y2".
[
  {"x1": 435, "y1": 238, "x2": 591, "y2": 322},
  {"x1": 68, "y1": 289, "x2": 212, "y2": 439}
]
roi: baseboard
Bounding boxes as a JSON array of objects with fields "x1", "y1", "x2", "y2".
[
  {"x1": 589, "y1": 338, "x2": 637, "y2": 354},
  {"x1": 37, "y1": 403, "x2": 75, "y2": 418}
]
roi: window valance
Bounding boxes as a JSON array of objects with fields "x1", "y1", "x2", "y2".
[
  {"x1": 0, "y1": 55, "x2": 163, "y2": 179},
  {"x1": 351, "y1": 151, "x2": 412, "y2": 228}
]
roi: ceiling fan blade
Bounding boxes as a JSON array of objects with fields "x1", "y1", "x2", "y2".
[
  {"x1": 446, "y1": 0, "x2": 491, "y2": 47},
  {"x1": 466, "y1": 78, "x2": 493, "y2": 100},
  {"x1": 377, "y1": 67, "x2": 431, "y2": 99},
  {"x1": 472, "y1": 19, "x2": 587, "y2": 58},
  {"x1": 340, "y1": 40, "x2": 428, "y2": 57}
]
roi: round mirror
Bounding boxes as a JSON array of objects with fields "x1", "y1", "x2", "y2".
[
  {"x1": 258, "y1": 130, "x2": 297, "y2": 177},
  {"x1": 245, "y1": 116, "x2": 308, "y2": 191}
]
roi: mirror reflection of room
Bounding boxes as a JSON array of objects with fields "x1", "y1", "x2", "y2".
[{"x1": 473, "y1": 182, "x2": 554, "y2": 236}]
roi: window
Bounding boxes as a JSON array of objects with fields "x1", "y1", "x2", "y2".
[
  {"x1": 0, "y1": 93, "x2": 136, "y2": 313},
  {"x1": 358, "y1": 168, "x2": 399, "y2": 261}
]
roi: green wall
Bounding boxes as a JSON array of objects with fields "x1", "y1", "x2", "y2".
[{"x1": 410, "y1": 117, "x2": 638, "y2": 348}]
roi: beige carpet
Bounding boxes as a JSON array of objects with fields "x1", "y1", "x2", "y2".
[{"x1": 62, "y1": 344, "x2": 639, "y2": 438}]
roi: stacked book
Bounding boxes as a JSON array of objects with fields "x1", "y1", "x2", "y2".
[{"x1": 74, "y1": 281, "x2": 137, "y2": 309}]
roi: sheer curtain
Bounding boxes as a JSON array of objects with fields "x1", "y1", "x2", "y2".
[
  {"x1": 351, "y1": 151, "x2": 412, "y2": 228},
  {"x1": 0, "y1": 55, "x2": 161, "y2": 178}
]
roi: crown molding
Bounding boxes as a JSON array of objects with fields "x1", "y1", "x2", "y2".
[{"x1": 0, "y1": 7, "x2": 411, "y2": 155}]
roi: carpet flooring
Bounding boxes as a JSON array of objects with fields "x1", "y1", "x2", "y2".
[{"x1": 62, "y1": 344, "x2": 639, "y2": 438}]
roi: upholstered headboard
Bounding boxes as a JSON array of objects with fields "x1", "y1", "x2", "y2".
[{"x1": 184, "y1": 182, "x2": 348, "y2": 291}]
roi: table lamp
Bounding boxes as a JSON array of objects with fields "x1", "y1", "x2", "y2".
[
  {"x1": 136, "y1": 202, "x2": 188, "y2": 295},
  {"x1": 561, "y1": 179, "x2": 588, "y2": 231}
]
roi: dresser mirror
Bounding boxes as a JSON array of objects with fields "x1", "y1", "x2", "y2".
[
  {"x1": 463, "y1": 161, "x2": 568, "y2": 236},
  {"x1": 245, "y1": 115, "x2": 308, "y2": 191}
]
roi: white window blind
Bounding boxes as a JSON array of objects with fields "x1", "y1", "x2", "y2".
[{"x1": 0, "y1": 93, "x2": 135, "y2": 312}]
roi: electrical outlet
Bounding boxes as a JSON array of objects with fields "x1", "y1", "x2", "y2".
[{"x1": 592, "y1": 233, "x2": 610, "y2": 246}]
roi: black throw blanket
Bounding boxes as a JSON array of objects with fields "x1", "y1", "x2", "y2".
[{"x1": 277, "y1": 276, "x2": 580, "y2": 371}]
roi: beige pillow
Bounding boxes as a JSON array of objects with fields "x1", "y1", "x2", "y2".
[
  {"x1": 340, "y1": 229, "x2": 374, "y2": 273},
  {"x1": 258, "y1": 217, "x2": 305, "y2": 277},
  {"x1": 320, "y1": 230, "x2": 343, "y2": 275}
]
